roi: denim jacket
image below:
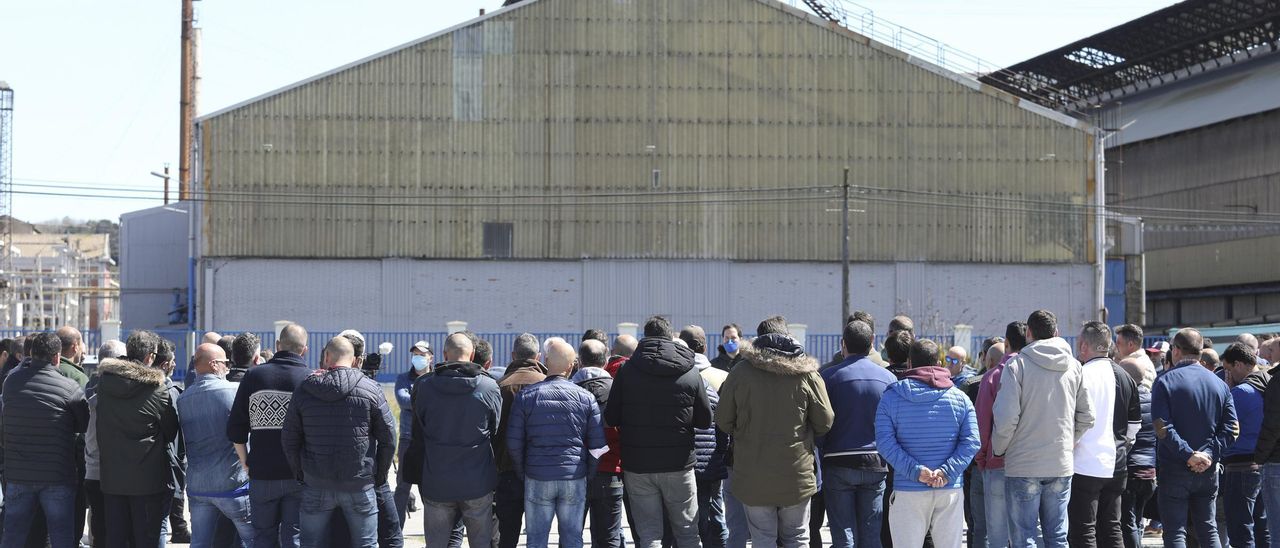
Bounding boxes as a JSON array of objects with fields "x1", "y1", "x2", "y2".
[{"x1": 177, "y1": 374, "x2": 249, "y2": 495}]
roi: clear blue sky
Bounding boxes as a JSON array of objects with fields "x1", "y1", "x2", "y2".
[{"x1": 1, "y1": 0, "x2": 1176, "y2": 223}]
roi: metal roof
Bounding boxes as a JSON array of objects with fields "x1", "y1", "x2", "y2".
[{"x1": 980, "y1": 0, "x2": 1280, "y2": 111}]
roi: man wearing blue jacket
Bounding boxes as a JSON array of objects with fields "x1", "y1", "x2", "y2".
[
  {"x1": 820, "y1": 320, "x2": 897, "y2": 548},
  {"x1": 874, "y1": 338, "x2": 979, "y2": 548},
  {"x1": 507, "y1": 338, "x2": 607, "y2": 548},
  {"x1": 1151, "y1": 328, "x2": 1239, "y2": 548}
]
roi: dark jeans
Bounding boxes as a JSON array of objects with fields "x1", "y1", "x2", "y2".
[
  {"x1": 1222, "y1": 465, "x2": 1268, "y2": 548},
  {"x1": 823, "y1": 467, "x2": 886, "y2": 548},
  {"x1": 496, "y1": 471, "x2": 525, "y2": 548},
  {"x1": 585, "y1": 473, "x2": 626, "y2": 548},
  {"x1": 85, "y1": 479, "x2": 106, "y2": 548},
  {"x1": 104, "y1": 490, "x2": 174, "y2": 548},
  {"x1": 1121, "y1": 473, "x2": 1155, "y2": 548},
  {"x1": 1068, "y1": 471, "x2": 1126, "y2": 548},
  {"x1": 2, "y1": 482, "x2": 78, "y2": 548},
  {"x1": 809, "y1": 489, "x2": 825, "y2": 548},
  {"x1": 1158, "y1": 463, "x2": 1221, "y2": 548},
  {"x1": 298, "y1": 487, "x2": 378, "y2": 548},
  {"x1": 249, "y1": 478, "x2": 303, "y2": 548}
]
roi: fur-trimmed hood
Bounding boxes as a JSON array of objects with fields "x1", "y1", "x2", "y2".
[
  {"x1": 97, "y1": 357, "x2": 167, "y2": 399},
  {"x1": 741, "y1": 340, "x2": 819, "y2": 376}
]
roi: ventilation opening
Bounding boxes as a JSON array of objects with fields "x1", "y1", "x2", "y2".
[{"x1": 483, "y1": 222, "x2": 513, "y2": 258}]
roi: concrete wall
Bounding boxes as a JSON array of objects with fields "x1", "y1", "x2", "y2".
[
  {"x1": 120, "y1": 204, "x2": 190, "y2": 330},
  {"x1": 205, "y1": 258, "x2": 1094, "y2": 337}
]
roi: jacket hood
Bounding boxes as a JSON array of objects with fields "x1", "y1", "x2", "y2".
[
  {"x1": 629, "y1": 337, "x2": 695, "y2": 377},
  {"x1": 893, "y1": 368, "x2": 953, "y2": 402},
  {"x1": 1020, "y1": 338, "x2": 1078, "y2": 372},
  {"x1": 571, "y1": 366, "x2": 612, "y2": 383},
  {"x1": 431, "y1": 360, "x2": 489, "y2": 394},
  {"x1": 302, "y1": 367, "x2": 365, "y2": 402},
  {"x1": 97, "y1": 358, "x2": 167, "y2": 398},
  {"x1": 740, "y1": 340, "x2": 819, "y2": 376},
  {"x1": 693, "y1": 353, "x2": 712, "y2": 371},
  {"x1": 1245, "y1": 370, "x2": 1270, "y2": 393}
]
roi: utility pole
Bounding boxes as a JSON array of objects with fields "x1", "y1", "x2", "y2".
[
  {"x1": 179, "y1": 0, "x2": 195, "y2": 201},
  {"x1": 151, "y1": 164, "x2": 171, "y2": 204},
  {"x1": 841, "y1": 166, "x2": 851, "y2": 329}
]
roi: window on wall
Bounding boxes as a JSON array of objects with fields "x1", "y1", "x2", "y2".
[{"x1": 483, "y1": 222, "x2": 513, "y2": 258}]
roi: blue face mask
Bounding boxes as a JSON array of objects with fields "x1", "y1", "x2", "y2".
[
  {"x1": 411, "y1": 355, "x2": 430, "y2": 372},
  {"x1": 723, "y1": 339, "x2": 739, "y2": 354}
]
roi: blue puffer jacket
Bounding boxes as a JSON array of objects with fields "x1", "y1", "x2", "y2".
[
  {"x1": 874, "y1": 366, "x2": 979, "y2": 492},
  {"x1": 1129, "y1": 386, "x2": 1155, "y2": 469},
  {"x1": 507, "y1": 376, "x2": 606, "y2": 481},
  {"x1": 694, "y1": 383, "x2": 729, "y2": 481}
]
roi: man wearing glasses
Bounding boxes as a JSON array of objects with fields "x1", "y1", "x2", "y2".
[
  {"x1": 178, "y1": 343, "x2": 256, "y2": 546},
  {"x1": 946, "y1": 346, "x2": 976, "y2": 386}
]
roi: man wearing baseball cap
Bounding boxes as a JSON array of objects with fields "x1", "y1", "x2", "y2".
[
  {"x1": 1146, "y1": 341, "x2": 1169, "y2": 372},
  {"x1": 393, "y1": 341, "x2": 434, "y2": 523}
]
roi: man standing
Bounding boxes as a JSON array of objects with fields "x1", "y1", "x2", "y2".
[
  {"x1": 944, "y1": 346, "x2": 974, "y2": 386},
  {"x1": 574, "y1": 341, "x2": 626, "y2": 548},
  {"x1": 228, "y1": 323, "x2": 312, "y2": 548},
  {"x1": 1220, "y1": 343, "x2": 1269, "y2": 548},
  {"x1": 507, "y1": 339, "x2": 607, "y2": 548},
  {"x1": 1, "y1": 332, "x2": 89, "y2": 548},
  {"x1": 992, "y1": 310, "x2": 1094, "y2": 548},
  {"x1": 281, "y1": 337, "x2": 396, "y2": 548},
  {"x1": 391, "y1": 340, "x2": 432, "y2": 524},
  {"x1": 1255, "y1": 336, "x2": 1280, "y2": 544},
  {"x1": 1066, "y1": 322, "x2": 1127, "y2": 548},
  {"x1": 1151, "y1": 328, "x2": 1238, "y2": 548},
  {"x1": 606, "y1": 316, "x2": 713, "y2": 548},
  {"x1": 96, "y1": 330, "x2": 181, "y2": 547},
  {"x1": 494, "y1": 333, "x2": 547, "y2": 548},
  {"x1": 820, "y1": 320, "x2": 896, "y2": 548},
  {"x1": 716, "y1": 317, "x2": 832, "y2": 548},
  {"x1": 679, "y1": 325, "x2": 731, "y2": 548},
  {"x1": 178, "y1": 343, "x2": 256, "y2": 547},
  {"x1": 228, "y1": 332, "x2": 262, "y2": 383},
  {"x1": 1114, "y1": 325, "x2": 1156, "y2": 408},
  {"x1": 54, "y1": 326, "x2": 90, "y2": 545},
  {"x1": 408, "y1": 333, "x2": 502, "y2": 548},
  {"x1": 976, "y1": 321, "x2": 1021, "y2": 548},
  {"x1": 710, "y1": 324, "x2": 746, "y2": 372},
  {"x1": 605, "y1": 335, "x2": 637, "y2": 377},
  {"x1": 874, "y1": 338, "x2": 980, "y2": 548}
]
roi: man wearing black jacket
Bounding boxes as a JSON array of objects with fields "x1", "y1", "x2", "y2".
[
  {"x1": 0, "y1": 332, "x2": 90, "y2": 548},
  {"x1": 605, "y1": 316, "x2": 713, "y2": 548}
]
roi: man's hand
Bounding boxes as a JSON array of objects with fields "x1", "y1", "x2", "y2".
[
  {"x1": 917, "y1": 467, "x2": 935, "y2": 485},
  {"x1": 928, "y1": 469, "x2": 948, "y2": 488},
  {"x1": 1187, "y1": 452, "x2": 1212, "y2": 473}
]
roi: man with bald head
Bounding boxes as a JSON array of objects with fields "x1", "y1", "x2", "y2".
[
  {"x1": 507, "y1": 339, "x2": 607, "y2": 548},
  {"x1": 606, "y1": 334, "x2": 638, "y2": 377},
  {"x1": 54, "y1": 326, "x2": 89, "y2": 388},
  {"x1": 228, "y1": 322, "x2": 312, "y2": 548},
  {"x1": 280, "y1": 337, "x2": 395, "y2": 548},
  {"x1": 178, "y1": 343, "x2": 256, "y2": 546},
  {"x1": 406, "y1": 332, "x2": 503, "y2": 548}
]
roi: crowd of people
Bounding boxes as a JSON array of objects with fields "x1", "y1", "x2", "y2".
[{"x1": 0, "y1": 309, "x2": 1278, "y2": 548}]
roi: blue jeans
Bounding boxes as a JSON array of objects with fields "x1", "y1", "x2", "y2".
[
  {"x1": 298, "y1": 486, "x2": 378, "y2": 548},
  {"x1": 190, "y1": 495, "x2": 255, "y2": 548},
  {"x1": 525, "y1": 478, "x2": 587, "y2": 548},
  {"x1": 969, "y1": 466, "x2": 986, "y2": 548},
  {"x1": 1222, "y1": 466, "x2": 1268, "y2": 548},
  {"x1": 982, "y1": 469, "x2": 1010, "y2": 548},
  {"x1": 697, "y1": 478, "x2": 728, "y2": 548},
  {"x1": 723, "y1": 472, "x2": 749, "y2": 548},
  {"x1": 249, "y1": 478, "x2": 303, "y2": 548},
  {"x1": 822, "y1": 467, "x2": 885, "y2": 548},
  {"x1": 1158, "y1": 463, "x2": 1220, "y2": 548},
  {"x1": 1, "y1": 482, "x2": 78, "y2": 548},
  {"x1": 1262, "y1": 464, "x2": 1280, "y2": 547},
  {"x1": 1006, "y1": 476, "x2": 1070, "y2": 548}
]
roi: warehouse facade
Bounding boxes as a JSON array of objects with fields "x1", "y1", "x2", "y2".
[{"x1": 161, "y1": 0, "x2": 1099, "y2": 336}]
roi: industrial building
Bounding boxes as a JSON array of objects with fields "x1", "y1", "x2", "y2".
[
  {"x1": 123, "y1": 0, "x2": 1102, "y2": 337},
  {"x1": 1, "y1": 223, "x2": 117, "y2": 330},
  {"x1": 984, "y1": 0, "x2": 1280, "y2": 330}
]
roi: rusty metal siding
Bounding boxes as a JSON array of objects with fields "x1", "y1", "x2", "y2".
[{"x1": 199, "y1": 0, "x2": 1092, "y2": 263}]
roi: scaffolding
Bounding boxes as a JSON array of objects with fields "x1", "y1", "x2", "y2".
[{"x1": 0, "y1": 82, "x2": 13, "y2": 323}]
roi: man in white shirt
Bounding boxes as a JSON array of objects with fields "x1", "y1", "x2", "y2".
[{"x1": 1067, "y1": 321, "x2": 1119, "y2": 548}]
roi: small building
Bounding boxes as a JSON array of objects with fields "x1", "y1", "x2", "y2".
[{"x1": 4, "y1": 232, "x2": 116, "y2": 329}]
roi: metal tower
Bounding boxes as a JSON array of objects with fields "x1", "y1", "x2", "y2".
[{"x1": 0, "y1": 82, "x2": 12, "y2": 321}]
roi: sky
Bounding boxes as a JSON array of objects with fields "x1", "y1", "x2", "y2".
[{"x1": 0, "y1": 0, "x2": 1179, "y2": 223}]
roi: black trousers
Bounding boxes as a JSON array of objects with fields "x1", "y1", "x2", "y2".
[
  {"x1": 1121, "y1": 475, "x2": 1155, "y2": 548},
  {"x1": 1069, "y1": 472, "x2": 1128, "y2": 548},
  {"x1": 104, "y1": 490, "x2": 173, "y2": 548},
  {"x1": 495, "y1": 471, "x2": 525, "y2": 548}
]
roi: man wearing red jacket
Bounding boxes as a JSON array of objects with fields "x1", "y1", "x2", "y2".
[{"x1": 975, "y1": 321, "x2": 1025, "y2": 548}]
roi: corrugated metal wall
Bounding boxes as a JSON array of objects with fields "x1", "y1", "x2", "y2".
[
  {"x1": 199, "y1": 0, "x2": 1092, "y2": 263},
  {"x1": 1109, "y1": 108, "x2": 1280, "y2": 251}
]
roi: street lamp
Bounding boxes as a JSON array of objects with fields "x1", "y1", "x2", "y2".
[{"x1": 150, "y1": 165, "x2": 172, "y2": 204}]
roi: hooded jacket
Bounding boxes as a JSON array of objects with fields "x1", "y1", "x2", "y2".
[
  {"x1": 694, "y1": 353, "x2": 728, "y2": 392},
  {"x1": 990, "y1": 337, "x2": 1094, "y2": 478},
  {"x1": 405, "y1": 360, "x2": 503, "y2": 502},
  {"x1": 691, "y1": 362, "x2": 729, "y2": 481},
  {"x1": 874, "y1": 366, "x2": 979, "y2": 492},
  {"x1": 0, "y1": 358, "x2": 90, "y2": 485},
  {"x1": 1151, "y1": 360, "x2": 1238, "y2": 466},
  {"x1": 819, "y1": 354, "x2": 897, "y2": 471},
  {"x1": 281, "y1": 367, "x2": 396, "y2": 491},
  {"x1": 95, "y1": 358, "x2": 180, "y2": 496},
  {"x1": 716, "y1": 336, "x2": 833, "y2": 507},
  {"x1": 604, "y1": 337, "x2": 713, "y2": 474},
  {"x1": 507, "y1": 376, "x2": 606, "y2": 481},
  {"x1": 573, "y1": 367, "x2": 623, "y2": 474},
  {"x1": 496, "y1": 359, "x2": 547, "y2": 472},
  {"x1": 1224, "y1": 370, "x2": 1267, "y2": 463}
]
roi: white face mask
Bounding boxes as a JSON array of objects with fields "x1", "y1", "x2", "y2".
[{"x1": 411, "y1": 355, "x2": 430, "y2": 372}]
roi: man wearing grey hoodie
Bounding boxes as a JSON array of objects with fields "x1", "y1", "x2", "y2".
[{"x1": 991, "y1": 310, "x2": 1094, "y2": 548}]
